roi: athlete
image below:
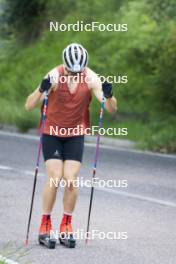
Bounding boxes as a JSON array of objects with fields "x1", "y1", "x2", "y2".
[{"x1": 25, "y1": 43, "x2": 117, "y2": 247}]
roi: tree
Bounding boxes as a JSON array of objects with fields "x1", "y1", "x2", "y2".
[{"x1": 1, "y1": 0, "x2": 46, "y2": 44}]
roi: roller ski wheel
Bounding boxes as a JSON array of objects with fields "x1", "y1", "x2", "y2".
[
  {"x1": 39, "y1": 234, "x2": 56, "y2": 249},
  {"x1": 59, "y1": 234, "x2": 76, "y2": 248}
]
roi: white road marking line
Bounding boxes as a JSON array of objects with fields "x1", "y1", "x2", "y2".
[
  {"x1": 0, "y1": 131, "x2": 38, "y2": 141},
  {"x1": 0, "y1": 131, "x2": 176, "y2": 159},
  {"x1": 0, "y1": 165, "x2": 13, "y2": 171},
  {"x1": 24, "y1": 170, "x2": 44, "y2": 177},
  {"x1": 0, "y1": 164, "x2": 176, "y2": 208},
  {"x1": 87, "y1": 143, "x2": 176, "y2": 159},
  {"x1": 96, "y1": 187, "x2": 176, "y2": 208},
  {"x1": 0, "y1": 255, "x2": 19, "y2": 264}
]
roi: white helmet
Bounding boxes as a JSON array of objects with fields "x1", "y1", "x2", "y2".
[{"x1": 62, "y1": 43, "x2": 88, "y2": 73}]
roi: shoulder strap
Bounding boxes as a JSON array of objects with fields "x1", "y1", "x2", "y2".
[{"x1": 57, "y1": 64, "x2": 64, "y2": 75}]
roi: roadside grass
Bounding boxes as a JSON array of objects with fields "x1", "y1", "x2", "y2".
[
  {"x1": 90, "y1": 98, "x2": 176, "y2": 153},
  {"x1": 0, "y1": 98, "x2": 39, "y2": 133},
  {"x1": 0, "y1": 97, "x2": 175, "y2": 153},
  {"x1": 98, "y1": 115, "x2": 176, "y2": 153},
  {"x1": 0, "y1": 29, "x2": 175, "y2": 153},
  {"x1": 0, "y1": 241, "x2": 29, "y2": 263}
]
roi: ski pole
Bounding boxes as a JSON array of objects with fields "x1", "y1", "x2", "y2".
[
  {"x1": 85, "y1": 95, "x2": 105, "y2": 244},
  {"x1": 25, "y1": 91, "x2": 48, "y2": 246}
]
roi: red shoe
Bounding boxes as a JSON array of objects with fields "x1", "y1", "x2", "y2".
[
  {"x1": 38, "y1": 215, "x2": 56, "y2": 248},
  {"x1": 60, "y1": 214, "x2": 73, "y2": 235},
  {"x1": 39, "y1": 215, "x2": 52, "y2": 237},
  {"x1": 59, "y1": 214, "x2": 76, "y2": 248}
]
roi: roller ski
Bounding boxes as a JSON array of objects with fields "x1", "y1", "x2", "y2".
[
  {"x1": 59, "y1": 214, "x2": 76, "y2": 248},
  {"x1": 38, "y1": 215, "x2": 56, "y2": 249}
]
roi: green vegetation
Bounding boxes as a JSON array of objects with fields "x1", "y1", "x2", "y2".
[{"x1": 0, "y1": 0, "x2": 176, "y2": 152}]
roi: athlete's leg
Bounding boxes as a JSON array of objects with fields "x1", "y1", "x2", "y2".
[
  {"x1": 42, "y1": 159, "x2": 63, "y2": 214},
  {"x1": 42, "y1": 134, "x2": 64, "y2": 214},
  {"x1": 62, "y1": 160, "x2": 81, "y2": 213},
  {"x1": 62, "y1": 136, "x2": 84, "y2": 213}
]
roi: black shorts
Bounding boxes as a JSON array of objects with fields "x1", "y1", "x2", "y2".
[{"x1": 42, "y1": 134, "x2": 84, "y2": 162}]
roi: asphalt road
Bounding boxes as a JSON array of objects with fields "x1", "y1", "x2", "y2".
[{"x1": 0, "y1": 132, "x2": 176, "y2": 264}]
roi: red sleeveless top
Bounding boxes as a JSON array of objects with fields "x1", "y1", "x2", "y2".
[{"x1": 43, "y1": 65, "x2": 92, "y2": 137}]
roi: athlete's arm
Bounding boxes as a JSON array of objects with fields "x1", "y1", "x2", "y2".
[
  {"x1": 88, "y1": 70, "x2": 117, "y2": 113},
  {"x1": 25, "y1": 68, "x2": 58, "y2": 111}
]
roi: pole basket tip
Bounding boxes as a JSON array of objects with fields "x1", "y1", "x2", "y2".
[
  {"x1": 85, "y1": 236, "x2": 89, "y2": 245},
  {"x1": 25, "y1": 239, "x2": 29, "y2": 246}
]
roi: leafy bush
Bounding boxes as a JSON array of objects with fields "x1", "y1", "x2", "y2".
[{"x1": 0, "y1": 0, "x2": 176, "y2": 152}]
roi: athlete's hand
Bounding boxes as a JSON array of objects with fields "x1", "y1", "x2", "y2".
[
  {"x1": 102, "y1": 81, "x2": 113, "y2": 99},
  {"x1": 39, "y1": 76, "x2": 52, "y2": 93}
]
